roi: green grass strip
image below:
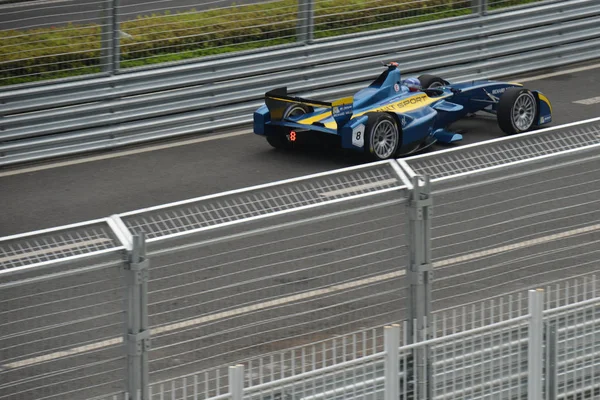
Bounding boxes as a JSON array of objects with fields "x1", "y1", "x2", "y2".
[{"x1": 0, "y1": 0, "x2": 543, "y2": 86}]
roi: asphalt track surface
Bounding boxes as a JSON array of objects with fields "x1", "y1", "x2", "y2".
[
  {"x1": 1, "y1": 62, "x2": 600, "y2": 400},
  {"x1": 0, "y1": 0, "x2": 260, "y2": 30},
  {"x1": 1, "y1": 63, "x2": 599, "y2": 237}
]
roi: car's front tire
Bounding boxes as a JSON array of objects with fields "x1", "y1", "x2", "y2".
[
  {"x1": 365, "y1": 113, "x2": 401, "y2": 161},
  {"x1": 497, "y1": 87, "x2": 537, "y2": 134}
]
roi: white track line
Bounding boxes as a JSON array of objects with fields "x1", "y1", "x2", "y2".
[
  {"x1": 0, "y1": 130, "x2": 251, "y2": 178},
  {"x1": 3, "y1": 222, "x2": 598, "y2": 369},
  {"x1": 516, "y1": 61, "x2": 600, "y2": 82},
  {"x1": 574, "y1": 96, "x2": 600, "y2": 105}
]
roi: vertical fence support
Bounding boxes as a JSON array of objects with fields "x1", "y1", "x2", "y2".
[
  {"x1": 125, "y1": 233, "x2": 151, "y2": 400},
  {"x1": 384, "y1": 325, "x2": 400, "y2": 400},
  {"x1": 230, "y1": 365, "x2": 245, "y2": 400},
  {"x1": 545, "y1": 321, "x2": 557, "y2": 400},
  {"x1": 297, "y1": 0, "x2": 314, "y2": 43},
  {"x1": 100, "y1": 0, "x2": 114, "y2": 74},
  {"x1": 406, "y1": 174, "x2": 433, "y2": 399},
  {"x1": 101, "y1": 0, "x2": 120, "y2": 74},
  {"x1": 528, "y1": 289, "x2": 544, "y2": 400},
  {"x1": 472, "y1": 0, "x2": 487, "y2": 15},
  {"x1": 113, "y1": 0, "x2": 121, "y2": 72}
]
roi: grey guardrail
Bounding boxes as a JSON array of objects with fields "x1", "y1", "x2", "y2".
[{"x1": 1, "y1": 0, "x2": 599, "y2": 166}]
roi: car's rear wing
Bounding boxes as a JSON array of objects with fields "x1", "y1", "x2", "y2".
[{"x1": 265, "y1": 87, "x2": 354, "y2": 128}]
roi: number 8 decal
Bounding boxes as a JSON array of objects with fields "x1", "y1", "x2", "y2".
[{"x1": 352, "y1": 124, "x2": 365, "y2": 148}]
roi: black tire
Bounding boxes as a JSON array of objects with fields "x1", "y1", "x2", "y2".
[
  {"x1": 418, "y1": 74, "x2": 447, "y2": 89},
  {"x1": 365, "y1": 113, "x2": 401, "y2": 161},
  {"x1": 497, "y1": 87, "x2": 538, "y2": 134},
  {"x1": 266, "y1": 134, "x2": 293, "y2": 149},
  {"x1": 265, "y1": 104, "x2": 311, "y2": 149}
]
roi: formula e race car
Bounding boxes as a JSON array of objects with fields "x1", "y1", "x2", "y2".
[{"x1": 253, "y1": 62, "x2": 553, "y2": 160}]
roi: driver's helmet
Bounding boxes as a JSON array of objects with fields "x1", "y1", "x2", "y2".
[{"x1": 403, "y1": 77, "x2": 421, "y2": 92}]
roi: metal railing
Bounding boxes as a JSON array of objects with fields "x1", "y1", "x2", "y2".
[
  {"x1": 0, "y1": 0, "x2": 599, "y2": 166},
  {"x1": 1, "y1": 117, "x2": 600, "y2": 400},
  {"x1": 143, "y1": 285, "x2": 600, "y2": 400}
]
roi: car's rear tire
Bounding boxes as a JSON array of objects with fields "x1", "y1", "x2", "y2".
[
  {"x1": 365, "y1": 113, "x2": 401, "y2": 161},
  {"x1": 265, "y1": 104, "x2": 311, "y2": 149},
  {"x1": 497, "y1": 87, "x2": 537, "y2": 134},
  {"x1": 266, "y1": 134, "x2": 293, "y2": 149},
  {"x1": 418, "y1": 74, "x2": 446, "y2": 89}
]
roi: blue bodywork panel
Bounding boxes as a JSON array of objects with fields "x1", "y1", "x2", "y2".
[{"x1": 253, "y1": 63, "x2": 553, "y2": 158}]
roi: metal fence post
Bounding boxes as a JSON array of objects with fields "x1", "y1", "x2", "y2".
[
  {"x1": 384, "y1": 325, "x2": 400, "y2": 400},
  {"x1": 101, "y1": 0, "x2": 120, "y2": 74},
  {"x1": 528, "y1": 289, "x2": 544, "y2": 400},
  {"x1": 297, "y1": 0, "x2": 314, "y2": 43},
  {"x1": 473, "y1": 0, "x2": 488, "y2": 15},
  {"x1": 113, "y1": 0, "x2": 121, "y2": 72},
  {"x1": 406, "y1": 175, "x2": 433, "y2": 399},
  {"x1": 125, "y1": 233, "x2": 151, "y2": 399},
  {"x1": 545, "y1": 321, "x2": 557, "y2": 400},
  {"x1": 230, "y1": 365, "x2": 244, "y2": 400},
  {"x1": 100, "y1": 0, "x2": 114, "y2": 73}
]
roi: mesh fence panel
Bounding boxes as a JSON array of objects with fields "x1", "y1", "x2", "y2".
[
  {"x1": 548, "y1": 301, "x2": 600, "y2": 399},
  {"x1": 142, "y1": 192, "x2": 408, "y2": 390},
  {"x1": 0, "y1": 260, "x2": 125, "y2": 400},
  {"x1": 313, "y1": 0, "x2": 473, "y2": 39},
  {"x1": 431, "y1": 319, "x2": 529, "y2": 399},
  {"x1": 0, "y1": 0, "x2": 110, "y2": 86},
  {"x1": 0, "y1": 221, "x2": 122, "y2": 272},
  {"x1": 428, "y1": 153, "x2": 600, "y2": 314},
  {"x1": 118, "y1": 0, "x2": 299, "y2": 70},
  {"x1": 488, "y1": 0, "x2": 546, "y2": 11}
]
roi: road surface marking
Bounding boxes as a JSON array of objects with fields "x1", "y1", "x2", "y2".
[
  {"x1": 434, "y1": 223, "x2": 600, "y2": 267},
  {"x1": 3, "y1": 222, "x2": 599, "y2": 369},
  {"x1": 517, "y1": 62, "x2": 600, "y2": 82},
  {"x1": 319, "y1": 179, "x2": 399, "y2": 197},
  {"x1": 0, "y1": 130, "x2": 251, "y2": 178},
  {"x1": 574, "y1": 96, "x2": 600, "y2": 105},
  {"x1": 0, "y1": 238, "x2": 112, "y2": 264}
]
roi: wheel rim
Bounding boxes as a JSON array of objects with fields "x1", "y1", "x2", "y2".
[
  {"x1": 284, "y1": 105, "x2": 306, "y2": 119},
  {"x1": 428, "y1": 81, "x2": 444, "y2": 88},
  {"x1": 512, "y1": 93, "x2": 536, "y2": 131},
  {"x1": 371, "y1": 119, "x2": 398, "y2": 159}
]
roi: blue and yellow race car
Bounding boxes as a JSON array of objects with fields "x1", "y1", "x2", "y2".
[{"x1": 253, "y1": 62, "x2": 552, "y2": 160}]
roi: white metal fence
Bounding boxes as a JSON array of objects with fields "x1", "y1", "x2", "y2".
[
  {"x1": 1, "y1": 118, "x2": 600, "y2": 400},
  {"x1": 140, "y1": 281, "x2": 600, "y2": 400}
]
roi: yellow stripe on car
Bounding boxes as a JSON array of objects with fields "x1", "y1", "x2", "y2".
[
  {"x1": 354, "y1": 92, "x2": 452, "y2": 117},
  {"x1": 267, "y1": 96, "x2": 330, "y2": 109},
  {"x1": 297, "y1": 92, "x2": 452, "y2": 128},
  {"x1": 298, "y1": 110, "x2": 333, "y2": 125},
  {"x1": 538, "y1": 93, "x2": 552, "y2": 114}
]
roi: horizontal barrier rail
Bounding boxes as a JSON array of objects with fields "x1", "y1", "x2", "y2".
[{"x1": 0, "y1": 0, "x2": 599, "y2": 166}]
